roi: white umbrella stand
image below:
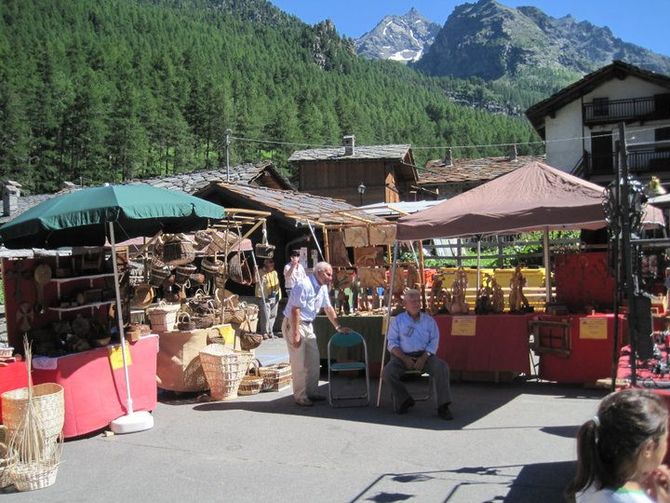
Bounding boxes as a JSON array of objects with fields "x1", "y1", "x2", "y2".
[{"x1": 108, "y1": 222, "x2": 154, "y2": 434}]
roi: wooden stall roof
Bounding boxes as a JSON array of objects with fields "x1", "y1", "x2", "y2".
[{"x1": 197, "y1": 183, "x2": 388, "y2": 227}]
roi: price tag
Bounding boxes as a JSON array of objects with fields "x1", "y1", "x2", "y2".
[
  {"x1": 579, "y1": 318, "x2": 607, "y2": 339},
  {"x1": 451, "y1": 316, "x2": 476, "y2": 336},
  {"x1": 108, "y1": 344, "x2": 132, "y2": 370}
]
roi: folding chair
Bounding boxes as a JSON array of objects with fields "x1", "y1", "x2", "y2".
[
  {"x1": 390, "y1": 369, "x2": 435, "y2": 410},
  {"x1": 327, "y1": 331, "x2": 370, "y2": 407}
]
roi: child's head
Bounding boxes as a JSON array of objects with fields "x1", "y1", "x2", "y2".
[{"x1": 567, "y1": 388, "x2": 668, "y2": 497}]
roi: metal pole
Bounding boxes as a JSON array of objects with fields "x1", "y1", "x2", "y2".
[
  {"x1": 225, "y1": 129, "x2": 231, "y2": 182},
  {"x1": 618, "y1": 122, "x2": 636, "y2": 386},
  {"x1": 543, "y1": 228, "x2": 551, "y2": 303}
]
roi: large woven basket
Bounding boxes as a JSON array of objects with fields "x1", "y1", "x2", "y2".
[
  {"x1": 1, "y1": 383, "x2": 64, "y2": 441},
  {"x1": 199, "y1": 344, "x2": 253, "y2": 401},
  {"x1": 147, "y1": 302, "x2": 182, "y2": 332}
]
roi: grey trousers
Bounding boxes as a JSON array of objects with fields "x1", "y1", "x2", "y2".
[
  {"x1": 258, "y1": 297, "x2": 279, "y2": 335},
  {"x1": 383, "y1": 354, "x2": 452, "y2": 410}
]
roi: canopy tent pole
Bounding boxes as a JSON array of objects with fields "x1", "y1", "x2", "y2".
[
  {"x1": 543, "y1": 227, "x2": 551, "y2": 303},
  {"x1": 109, "y1": 222, "x2": 154, "y2": 434},
  {"x1": 476, "y1": 236, "x2": 482, "y2": 293},
  {"x1": 376, "y1": 241, "x2": 399, "y2": 407}
]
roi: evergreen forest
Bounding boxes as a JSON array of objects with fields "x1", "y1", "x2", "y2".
[{"x1": 0, "y1": 0, "x2": 542, "y2": 194}]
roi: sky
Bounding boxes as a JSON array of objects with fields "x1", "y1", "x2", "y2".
[{"x1": 269, "y1": 0, "x2": 670, "y2": 57}]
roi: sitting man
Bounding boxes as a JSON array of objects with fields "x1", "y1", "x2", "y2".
[{"x1": 383, "y1": 289, "x2": 453, "y2": 420}]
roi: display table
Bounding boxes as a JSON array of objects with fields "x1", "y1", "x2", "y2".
[
  {"x1": 0, "y1": 360, "x2": 29, "y2": 423},
  {"x1": 538, "y1": 314, "x2": 626, "y2": 384},
  {"x1": 434, "y1": 314, "x2": 532, "y2": 377},
  {"x1": 313, "y1": 315, "x2": 386, "y2": 376},
  {"x1": 32, "y1": 334, "x2": 158, "y2": 438}
]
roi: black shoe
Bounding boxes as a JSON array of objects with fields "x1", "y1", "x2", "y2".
[
  {"x1": 397, "y1": 397, "x2": 416, "y2": 414},
  {"x1": 438, "y1": 403, "x2": 454, "y2": 420},
  {"x1": 308, "y1": 394, "x2": 327, "y2": 402}
]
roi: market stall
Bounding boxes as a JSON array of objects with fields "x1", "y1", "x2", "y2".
[
  {"x1": 0, "y1": 184, "x2": 225, "y2": 435},
  {"x1": 392, "y1": 161, "x2": 663, "y2": 394}
]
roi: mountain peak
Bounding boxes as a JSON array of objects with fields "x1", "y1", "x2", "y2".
[
  {"x1": 355, "y1": 9, "x2": 441, "y2": 63},
  {"x1": 415, "y1": 0, "x2": 670, "y2": 79}
]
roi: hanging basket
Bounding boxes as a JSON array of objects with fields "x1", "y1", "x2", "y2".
[
  {"x1": 199, "y1": 344, "x2": 253, "y2": 401},
  {"x1": 175, "y1": 264, "x2": 197, "y2": 287},
  {"x1": 162, "y1": 235, "x2": 196, "y2": 266},
  {"x1": 149, "y1": 260, "x2": 171, "y2": 288}
]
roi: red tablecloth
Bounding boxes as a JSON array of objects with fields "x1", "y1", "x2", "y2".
[
  {"x1": 434, "y1": 314, "x2": 532, "y2": 374},
  {"x1": 538, "y1": 314, "x2": 626, "y2": 384},
  {"x1": 0, "y1": 360, "x2": 28, "y2": 422},
  {"x1": 32, "y1": 335, "x2": 158, "y2": 438}
]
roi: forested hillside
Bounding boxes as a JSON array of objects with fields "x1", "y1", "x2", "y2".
[{"x1": 0, "y1": 0, "x2": 540, "y2": 194}]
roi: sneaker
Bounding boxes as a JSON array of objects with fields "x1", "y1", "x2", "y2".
[
  {"x1": 438, "y1": 403, "x2": 454, "y2": 420},
  {"x1": 397, "y1": 397, "x2": 416, "y2": 414},
  {"x1": 295, "y1": 397, "x2": 314, "y2": 407}
]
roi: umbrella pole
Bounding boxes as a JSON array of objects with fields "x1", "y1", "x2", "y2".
[
  {"x1": 543, "y1": 228, "x2": 551, "y2": 304},
  {"x1": 376, "y1": 241, "x2": 399, "y2": 407},
  {"x1": 109, "y1": 222, "x2": 154, "y2": 434}
]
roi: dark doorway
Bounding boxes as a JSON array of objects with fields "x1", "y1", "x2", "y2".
[{"x1": 591, "y1": 132, "x2": 613, "y2": 175}]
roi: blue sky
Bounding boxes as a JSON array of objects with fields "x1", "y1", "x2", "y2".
[{"x1": 269, "y1": 0, "x2": 669, "y2": 56}]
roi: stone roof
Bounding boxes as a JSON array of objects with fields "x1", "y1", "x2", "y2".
[
  {"x1": 137, "y1": 161, "x2": 293, "y2": 193},
  {"x1": 0, "y1": 162, "x2": 292, "y2": 224},
  {"x1": 417, "y1": 155, "x2": 545, "y2": 185},
  {"x1": 199, "y1": 183, "x2": 387, "y2": 227},
  {"x1": 288, "y1": 144, "x2": 411, "y2": 162}
]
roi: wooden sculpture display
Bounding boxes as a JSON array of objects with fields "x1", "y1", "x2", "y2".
[
  {"x1": 508, "y1": 266, "x2": 530, "y2": 313},
  {"x1": 449, "y1": 267, "x2": 469, "y2": 314},
  {"x1": 491, "y1": 276, "x2": 505, "y2": 313}
]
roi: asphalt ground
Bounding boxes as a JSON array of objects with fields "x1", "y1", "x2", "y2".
[{"x1": 0, "y1": 339, "x2": 605, "y2": 502}]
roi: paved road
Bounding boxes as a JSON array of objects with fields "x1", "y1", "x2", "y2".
[{"x1": 1, "y1": 367, "x2": 604, "y2": 502}]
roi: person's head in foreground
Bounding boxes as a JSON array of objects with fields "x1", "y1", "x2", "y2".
[{"x1": 567, "y1": 388, "x2": 669, "y2": 502}]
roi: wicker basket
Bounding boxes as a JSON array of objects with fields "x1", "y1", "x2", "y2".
[
  {"x1": 0, "y1": 440, "x2": 16, "y2": 488},
  {"x1": 258, "y1": 363, "x2": 292, "y2": 392},
  {"x1": 0, "y1": 346, "x2": 13, "y2": 358},
  {"x1": 162, "y1": 236, "x2": 196, "y2": 266},
  {"x1": 1, "y1": 383, "x2": 64, "y2": 441},
  {"x1": 175, "y1": 264, "x2": 197, "y2": 287},
  {"x1": 9, "y1": 460, "x2": 60, "y2": 492},
  {"x1": 238, "y1": 361, "x2": 264, "y2": 396},
  {"x1": 149, "y1": 261, "x2": 171, "y2": 288},
  {"x1": 199, "y1": 344, "x2": 253, "y2": 401},
  {"x1": 147, "y1": 302, "x2": 182, "y2": 332}
]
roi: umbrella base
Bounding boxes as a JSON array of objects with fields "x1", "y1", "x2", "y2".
[{"x1": 110, "y1": 411, "x2": 154, "y2": 434}]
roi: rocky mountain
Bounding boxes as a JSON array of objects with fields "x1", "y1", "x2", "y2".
[
  {"x1": 414, "y1": 0, "x2": 670, "y2": 80},
  {"x1": 355, "y1": 8, "x2": 440, "y2": 63}
]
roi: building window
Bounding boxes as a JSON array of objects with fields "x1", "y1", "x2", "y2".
[
  {"x1": 655, "y1": 127, "x2": 670, "y2": 152},
  {"x1": 593, "y1": 97, "x2": 610, "y2": 117}
]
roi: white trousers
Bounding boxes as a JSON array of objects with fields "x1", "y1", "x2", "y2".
[{"x1": 281, "y1": 317, "x2": 320, "y2": 402}]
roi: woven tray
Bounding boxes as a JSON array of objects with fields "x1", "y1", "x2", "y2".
[{"x1": 258, "y1": 363, "x2": 292, "y2": 392}]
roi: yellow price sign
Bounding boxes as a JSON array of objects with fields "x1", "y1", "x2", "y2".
[
  {"x1": 108, "y1": 344, "x2": 132, "y2": 370},
  {"x1": 579, "y1": 318, "x2": 607, "y2": 340},
  {"x1": 451, "y1": 316, "x2": 476, "y2": 336}
]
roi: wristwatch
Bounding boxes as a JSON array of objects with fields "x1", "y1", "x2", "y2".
[{"x1": 425, "y1": 351, "x2": 432, "y2": 358}]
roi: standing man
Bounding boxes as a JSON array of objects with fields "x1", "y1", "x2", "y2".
[
  {"x1": 282, "y1": 261, "x2": 350, "y2": 406},
  {"x1": 255, "y1": 258, "x2": 281, "y2": 340},
  {"x1": 283, "y1": 249, "x2": 306, "y2": 297},
  {"x1": 383, "y1": 289, "x2": 453, "y2": 420}
]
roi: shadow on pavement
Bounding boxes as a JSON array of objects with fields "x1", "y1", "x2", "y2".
[{"x1": 345, "y1": 460, "x2": 574, "y2": 502}]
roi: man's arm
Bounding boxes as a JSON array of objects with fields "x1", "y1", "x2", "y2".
[
  {"x1": 415, "y1": 315, "x2": 440, "y2": 371},
  {"x1": 387, "y1": 316, "x2": 414, "y2": 370},
  {"x1": 323, "y1": 305, "x2": 351, "y2": 333},
  {"x1": 284, "y1": 261, "x2": 297, "y2": 281},
  {"x1": 290, "y1": 306, "x2": 302, "y2": 348}
]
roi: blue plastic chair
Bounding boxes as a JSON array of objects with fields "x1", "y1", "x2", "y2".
[{"x1": 327, "y1": 331, "x2": 370, "y2": 407}]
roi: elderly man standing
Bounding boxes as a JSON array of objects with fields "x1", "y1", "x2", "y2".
[
  {"x1": 383, "y1": 289, "x2": 453, "y2": 420},
  {"x1": 282, "y1": 261, "x2": 350, "y2": 406}
]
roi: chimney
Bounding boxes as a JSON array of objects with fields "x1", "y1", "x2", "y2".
[
  {"x1": 508, "y1": 144, "x2": 518, "y2": 161},
  {"x1": 2, "y1": 180, "x2": 21, "y2": 217},
  {"x1": 443, "y1": 148, "x2": 453, "y2": 167},
  {"x1": 343, "y1": 135, "x2": 355, "y2": 156}
]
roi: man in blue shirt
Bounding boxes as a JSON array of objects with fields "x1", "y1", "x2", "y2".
[
  {"x1": 383, "y1": 289, "x2": 453, "y2": 420},
  {"x1": 282, "y1": 261, "x2": 350, "y2": 406}
]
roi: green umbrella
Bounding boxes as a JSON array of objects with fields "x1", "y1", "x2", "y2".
[
  {"x1": 0, "y1": 183, "x2": 225, "y2": 434},
  {"x1": 0, "y1": 183, "x2": 225, "y2": 248}
]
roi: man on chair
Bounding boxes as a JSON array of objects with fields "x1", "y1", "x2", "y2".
[{"x1": 383, "y1": 289, "x2": 453, "y2": 420}]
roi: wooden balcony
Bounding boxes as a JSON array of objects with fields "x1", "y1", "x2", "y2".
[{"x1": 583, "y1": 94, "x2": 670, "y2": 125}]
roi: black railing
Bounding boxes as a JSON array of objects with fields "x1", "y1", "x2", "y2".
[
  {"x1": 583, "y1": 94, "x2": 670, "y2": 124},
  {"x1": 583, "y1": 149, "x2": 670, "y2": 177}
]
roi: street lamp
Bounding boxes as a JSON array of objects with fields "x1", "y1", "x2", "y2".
[{"x1": 357, "y1": 182, "x2": 366, "y2": 206}]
